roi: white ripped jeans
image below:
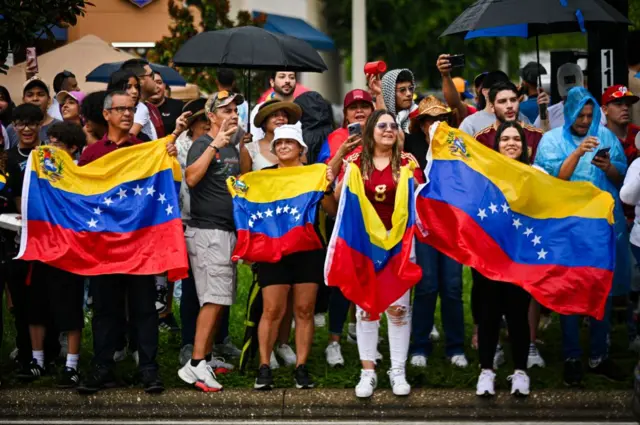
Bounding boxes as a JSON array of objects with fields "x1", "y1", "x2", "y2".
[{"x1": 356, "y1": 290, "x2": 412, "y2": 370}]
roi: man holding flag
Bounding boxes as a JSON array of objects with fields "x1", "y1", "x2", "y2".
[
  {"x1": 70, "y1": 90, "x2": 189, "y2": 394},
  {"x1": 535, "y1": 87, "x2": 629, "y2": 386}
]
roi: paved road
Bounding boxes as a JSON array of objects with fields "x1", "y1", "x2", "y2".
[{"x1": 0, "y1": 421, "x2": 636, "y2": 425}]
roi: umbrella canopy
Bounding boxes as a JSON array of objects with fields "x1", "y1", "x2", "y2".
[
  {"x1": 441, "y1": 0, "x2": 630, "y2": 38},
  {"x1": 173, "y1": 26, "x2": 328, "y2": 72},
  {"x1": 86, "y1": 61, "x2": 187, "y2": 86}
]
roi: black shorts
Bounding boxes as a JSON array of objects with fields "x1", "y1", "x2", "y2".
[
  {"x1": 257, "y1": 249, "x2": 325, "y2": 287},
  {"x1": 27, "y1": 262, "x2": 85, "y2": 332}
]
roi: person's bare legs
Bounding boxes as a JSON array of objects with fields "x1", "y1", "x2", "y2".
[
  {"x1": 192, "y1": 304, "x2": 223, "y2": 360},
  {"x1": 292, "y1": 284, "x2": 318, "y2": 366},
  {"x1": 29, "y1": 325, "x2": 45, "y2": 351},
  {"x1": 258, "y1": 285, "x2": 290, "y2": 366},
  {"x1": 277, "y1": 291, "x2": 294, "y2": 345}
]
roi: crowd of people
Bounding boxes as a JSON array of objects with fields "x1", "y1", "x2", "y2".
[{"x1": 0, "y1": 47, "x2": 639, "y2": 400}]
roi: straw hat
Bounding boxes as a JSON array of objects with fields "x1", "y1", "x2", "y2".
[{"x1": 253, "y1": 99, "x2": 302, "y2": 128}]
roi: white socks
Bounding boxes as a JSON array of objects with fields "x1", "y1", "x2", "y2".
[
  {"x1": 32, "y1": 350, "x2": 45, "y2": 368},
  {"x1": 66, "y1": 353, "x2": 80, "y2": 371}
]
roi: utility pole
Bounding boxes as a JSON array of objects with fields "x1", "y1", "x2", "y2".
[{"x1": 351, "y1": 0, "x2": 367, "y2": 90}]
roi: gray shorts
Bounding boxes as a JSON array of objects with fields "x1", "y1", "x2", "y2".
[{"x1": 184, "y1": 226, "x2": 237, "y2": 306}]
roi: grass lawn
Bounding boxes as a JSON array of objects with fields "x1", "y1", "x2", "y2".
[{"x1": 1, "y1": 265, "x2": 636, "y2": 391}]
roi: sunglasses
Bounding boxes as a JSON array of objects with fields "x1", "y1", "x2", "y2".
[{"x1": 376, "y1": 122, "x2": 399, "y2": 131}]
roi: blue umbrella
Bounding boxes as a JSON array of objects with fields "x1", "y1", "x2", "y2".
[{"x1": 86, "y1": 61, "x2": 187, "y2": 86}]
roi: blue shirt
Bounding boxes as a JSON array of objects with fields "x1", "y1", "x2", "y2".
[{"x1": 520, "y1": 96, "x2": 539, "y2": 123}]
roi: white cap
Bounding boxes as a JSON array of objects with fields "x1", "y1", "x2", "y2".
[
  {"x1": 271, "y1": 124, "x2": 308, "y2": 155},
  {"x1": 557, "y1": 63, "x2": 584, "y2": 98}
]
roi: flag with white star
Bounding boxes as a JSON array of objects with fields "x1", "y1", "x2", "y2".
[
  {"x1": 325, "y1": 163, "x2": 421, "y2": 318},
  {"x1": 227, "y1": 163, "x2": 329, "y2": 263},
  {"x1": 17, "y1": 142, "x2": 189, "y2": 282},
  {"x1": 416, "y1": 123, "x2": 616, "y2": 320}
]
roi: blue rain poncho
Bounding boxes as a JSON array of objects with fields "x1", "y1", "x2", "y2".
[{"x1": 534, "y1": 87, "x2": 630, "y2": 296}]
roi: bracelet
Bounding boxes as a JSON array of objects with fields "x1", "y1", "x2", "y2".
[{"x1": 208, "y1": 144, "x2": 217, "y2": 152}]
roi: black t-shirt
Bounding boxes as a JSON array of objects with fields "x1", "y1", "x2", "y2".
[
  {"x1": 158, "y1": 98, "x2": 184, "y2": 135},
  {"x1": 186, "y1": 132, "x2": 242, "y2": 231},
  {"x1": 403, "y1": 132, "x2": 429, "y2": 171},
  {"x1": 6, "y1": 146, "x2": 35, "y2": 203}
]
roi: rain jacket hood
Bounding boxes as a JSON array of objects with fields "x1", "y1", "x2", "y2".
[{"x1": 563, "y1": 87, "x2": 602, "y2": 142}]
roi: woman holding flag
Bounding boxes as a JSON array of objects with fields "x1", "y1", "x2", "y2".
[
  {"x1": 333, "y1": 110, "x2": 424, "y2": 398},
  {"x1": 253, "y1": 124, "x2": 337, "y2": 391}
]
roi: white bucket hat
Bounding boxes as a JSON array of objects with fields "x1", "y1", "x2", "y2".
[{"x1": 271, "y1": 124, "x2": 308, "y2": 155}]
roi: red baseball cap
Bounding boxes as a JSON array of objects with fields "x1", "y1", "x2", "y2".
[
  {"x1": 602, "y1": 85, "x2": 640, "y2": 106},
  {"x1": 343, "y1": 89, "x2": 374, "y2": 109}
]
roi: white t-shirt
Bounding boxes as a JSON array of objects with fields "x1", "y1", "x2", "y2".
[
  {"x1": 621, "y1": 157, "x2": 640, "y2": 247},
  {"x1": 48, "y1": 97, "x2": 63, "y2": 121},
  {"x1": 134, "y1": 102, "x2": 157, "y2": 140},
  {"x1": 460, "y1": 110, "x2": 530, "y2": 136}
]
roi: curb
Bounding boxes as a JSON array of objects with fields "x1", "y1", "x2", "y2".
[{"x1": 0, "y1": 388, "x2": 634, "y2": 421}]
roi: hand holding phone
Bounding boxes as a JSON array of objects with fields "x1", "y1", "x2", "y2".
[
  {"x1": 448, "y1": 54, "x2": 465, "y2": 69},
  {"x1": 348, "y1": 122, "x2": 362, "y2": 137},
  {"x1": 25, "y1": 47, "x2": 38, "y2": 76},
  {"x1": 594, "y1": 147, "x2": 610, "y2": 158}
]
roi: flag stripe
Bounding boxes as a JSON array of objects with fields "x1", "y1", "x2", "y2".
[
  {"x1": 27, "y1": 169, "x2": 180, "y2": 233},
  {"x1": 233, "y1": 224, "x2": 323, "y2": 263},
  {"x1": 19, "y1": 219, "x2": 189, "y2": 281},
  {"x1": 434, "y1": 133, "x2": 615, "y2": 221},
  {"x1": 34, "y1": 138, "x2": 180, "y2": 196},
  {"x1": 337, "y1": 188, "x2": 402, "y2": 272},
  {"x1": 416, "y1": 197, "x2": 611, "y2": 318},
  {"x1": 419, "y1": 160, "x2": 614, "y2": 270},
  {"x1": 233, "y1": 191, "x2": 324, "y2": 236}
]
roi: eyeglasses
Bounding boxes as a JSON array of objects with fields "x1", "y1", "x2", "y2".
[
  {"x1": 396, "y1": 85, "x2": 415, "y2": 95},
  {"x1": 140, "y1": 72, "x2": 154, "y2": 79},
  {"x1": 14, "y1": 122, "x2": 40, "y2": 130},
  {"x1": 107, "y1": 106, "x2": 137, "y2": 115},
  {"x1": 376, "y1": 122, "x2": 399, "y2": 131}
]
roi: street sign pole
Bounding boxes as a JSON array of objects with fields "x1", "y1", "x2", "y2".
[{"x1": 587, "y1": 0, "x2": 628, "y2": 97}]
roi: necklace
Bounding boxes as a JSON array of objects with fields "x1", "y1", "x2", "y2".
[{"x1": 17, "y1": 147, "x2": 31, "y2": 158}]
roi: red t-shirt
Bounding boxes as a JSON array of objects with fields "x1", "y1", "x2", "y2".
[
  {"x1": 474, "y1": 123, "x2": 543, "y2": 163},
  {"x1": 621, "y1": 123, "x2": 640, "y2": 165},
  {"x1": 342, "y1": 151, "x2": 424, "y2": 230}
]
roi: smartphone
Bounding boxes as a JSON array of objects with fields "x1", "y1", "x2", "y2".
[
  {"x1": 448, "y1": 54, "x2": 465, "y2": 69},
  {"x1": 26, "y1": 47, "x2": 38, "y2": 74},
  {"x1": 348, "y1": 122, "x2": 362, "y2": 137},
  {"x1": 594, "y1": 147, "x2": 610, "y2": 158}
]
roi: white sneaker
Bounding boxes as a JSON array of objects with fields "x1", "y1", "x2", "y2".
[
  {"x1": 508, "y1": 370, "x2": 530, "y2": 397},
  {"x1": 430, "y1": 326, "x2": 440, "y2": 341},
  {"x1": 113, "y1": 348, "x2": 127, "y2": 363},
  {"x1": 629, "y1": 336, "x2": 640, "y2": 353},
  {"x1": 208, "y1": 357, "x2": 234, "y2": 374},
  {"x1": 270, "y1": 351, "x2": 280, "y2": 370},
  {"x1": 314, "y1": 313, "x2": 326, "y2": 328},
  {"x1": 355, "y1": 369, "x2": 377, "y2": 398},
  {"x1": 276, "y1": 344, "x2": 297, "y2": 366},
  {"x1": 527, "y1": 344, "x2": 546, "y2": 369},
  {"x1": 388, "y1": 368, "x2": 411, "y2": 396},
  {"x1": 450, "y1": 354, "x2": 469, "y2": 368},
  {"x1": 325, "y1": 342, "x2": 345, "y2": 367},
  {"x1": 494, "y1": 344, "x2": 505, "y2": 369},
  {"x1": 375, "y1": 350, "x2": 383, "y2": 362},
  {"x1": 410, "y1": 354, "x2": 427, "y2": 368},
  {"x1": 476, "y1": 369, "x2": 496, "y2": 397},
  {"x1": 178, "y1": 360, "x2": 223, "y2": 392}
]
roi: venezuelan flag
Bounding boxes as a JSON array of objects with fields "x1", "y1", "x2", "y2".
[
  {"x1": 325, "y1": 163, "x2": 422, "y2": 317},
  {"x1": 416, "y1": 123, "x2": 615, "y2": 319},
  {"x1": 17, "y1": 140, "x2": 188, "y2": 281},
  {"x1": 227, "y1": 163, "x2": 329, "y2": 263}
]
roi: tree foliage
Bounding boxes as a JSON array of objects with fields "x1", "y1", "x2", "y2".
[
  {"x1": 323, "y1": 0, "x2": 634, "y2": 89},
  {"x1": 147, "y1": 0, "x2": 266, "y2": 95},
  {"x1": 0, "y1": 0, "x2": 93, "y2": 73}
]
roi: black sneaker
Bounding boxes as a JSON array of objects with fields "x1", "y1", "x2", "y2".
[
  {"x1": 16, "y1": 359, "x2": 45, "y2": 381},
  {"x1": 56, "y1": 367, "x2": 80, "y2": 389},
  {"x1": 254, "y1": 364, "x2": 274, "y2": 391},
  {"x1": 155, "y1": 285, "x2": 168, "y2": 314},
  {"x1": 588, "y1": 357, "x2": 627, "y2": 382},
  {"x1": 159, "y1": 314, "x2": 180, "y2": 333},
  {"x1": 77, "y1": 368, "x2": 118, "y2": 395},
  {"x1": 141, "y1": 369, "x2": 165, "y2": 394},
  {"x1": 294, "y1": 364, "x2": 315, "y2": 389},
  {"x1": 564, "y1": 358, "x2": 583, "y2": 387}
]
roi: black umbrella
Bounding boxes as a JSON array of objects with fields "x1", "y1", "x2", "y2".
[
  {"x1": 174, "y1": 26, "x2": 327, "y2": 72},
  {"x1": 441, "y1": 0, "x2": 630, "y2": 38},
  {"x1": 86, "y1": 61, "x2": 187, "y2": 86},
  {"x1": 174, "y1": 26, "x2": 327, "y2": 131}
]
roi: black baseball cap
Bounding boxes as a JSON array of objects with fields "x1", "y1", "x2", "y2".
[
  {"x1": 520, "y1": 62, "x2": 547, "y2": 85},
  {"x1": 481, "y1": 70, "x2": 510, "y2": 91}
]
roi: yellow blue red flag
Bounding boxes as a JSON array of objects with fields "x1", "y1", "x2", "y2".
[
  {"x1": 325, "y1": 163, "x2": 422, "y2": 317},
  {"x1": 416, "y1": 123, "x2": 615, "y2": 319},
  {"x1": 227, "y1": 164, "x2": 329, "y2": 263},
  {"x1": 17, "y1": 140, "x2": 188, "y2": 281}
]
